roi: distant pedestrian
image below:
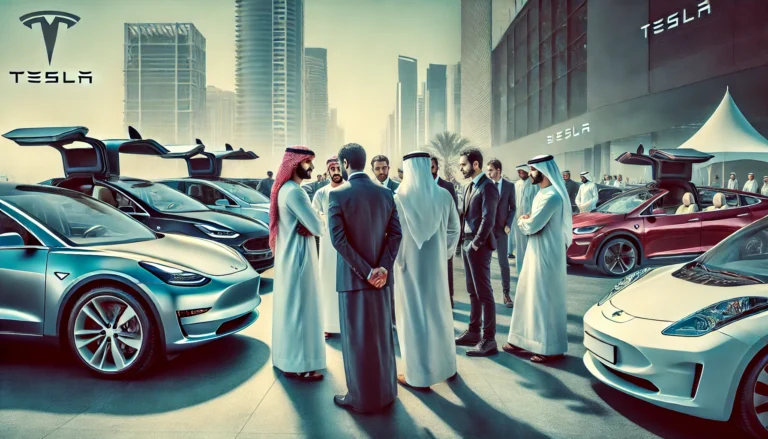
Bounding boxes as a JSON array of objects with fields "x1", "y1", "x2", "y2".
[
  {"x1": 256, "y1": 171, "x2": 275, "y2": 197},
  {"x1": 486, "y1": 158, "x2": 516, "y2": 308},
  {"x1": 562, "y1": 170, "x2": 580, "y2": 213},
  {"x1": 762, "y1": 176, "x2": 768, "y2": 196},
  {"x1": 575, "y1": 172, "x2": 598, "y2": 213},
  {"x1": 743, "y1": 173, "x2": 759, "y2": 193},
  {"x1": 728, "y1": 172, "x2": 739, "y2": 190}
]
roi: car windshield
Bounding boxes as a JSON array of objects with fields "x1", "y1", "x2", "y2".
[
  {"x1": 213, "y1": 181, "x2": 269, "y2": 204},
  {"x1": 697, "y1": 218, "x2": 768, "y2": 283},
  {"x1": 116, "y1": 180, "x2": 208, "y2": 213},
  {"x1": 4, "y1": 187, "x2": 156, "y2": 246},
  {"x1": 595, "y1": 190, "x2": 656, "y2": 214}
]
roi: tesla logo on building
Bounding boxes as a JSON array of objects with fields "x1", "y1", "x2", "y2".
[
  {"x1": 10, "y1": 11, "x2": 92, "y2": 84},
  {"x1": 641, "y1": 0, "x2": 712, "y2": 39},
  {"x1": 547, "y1": 123, "x2": 590, "y2": 144}
]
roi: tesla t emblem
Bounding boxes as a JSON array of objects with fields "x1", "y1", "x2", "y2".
[
  {"x1": 19, "y1": 11, "x2": 80, "y2": 65},
  {"x1": 612, "y1": 310, "x2": 624, "y2": 318},
  {"x1": 54, "y1": 272, "x2": 70, "y2": 280}
]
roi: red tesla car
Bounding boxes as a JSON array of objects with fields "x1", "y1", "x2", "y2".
[{"x1": 567, "y1": 148, "x2": 768, "y2": 276}]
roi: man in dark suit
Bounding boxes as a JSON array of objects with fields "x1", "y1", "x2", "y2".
[
  {"x1": 328, "y1": 143, "x2": 402, "y2": 414},
  {"x1": 455, "y1": 148, "x2": 499, "y2": 357},
  {"x1": 371, "y1": 154, "x2": 400, "y2": 192},
  {"x1": 255, "y1": 171, "x2": 274, "y2": 197},
  {"x1": 431, "y1": 156, "x2": 459, "y2": 308},
  {"x1": 486, "y1": 159, "x2": 516, "y2": 308},
  {"x1": 562, "y1": 170, "x2": 581, "y2": 214}
]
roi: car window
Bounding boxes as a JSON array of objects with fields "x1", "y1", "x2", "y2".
[
  {"x1": 5, "y1": 189, "x2": 156, "y2": 246},
  {"x1": 0, "y1": 210, "x2": 40, "y2": 246},
  {"x1": 698, "y1": 189, "x2": 739, "y2": 209},
  {"x1": 115, "y1": 180, "x2": 208, "y2": 213},
  {"x1": 698, "y1": 219, "x2": 768, "y2": 282},
  {"x1": 743, "y1": 195, "x2": 762, "y2": 206},
  {"x1": 596, "y1": 191, "x2": 654, "y2": 214},
  {"x1": 212, "y1": 181, "x2": 269, "y2": 204}
]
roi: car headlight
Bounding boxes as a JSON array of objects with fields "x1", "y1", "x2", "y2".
[
  {"x1": 573, "y1": 225, "x2": 604, "y2": 235},
  {"x1": 598, "y1": 267, "x2": 655, "y2": 306},
  {"x1": 195, "y1": 223, "x2": 240, "y2": 239},
  {"x1": 140, "y1": 261, "x2": 210, "y2": 286},
  {"x1": 662, "y1": 297, "x2": 768, "y2": 337}
]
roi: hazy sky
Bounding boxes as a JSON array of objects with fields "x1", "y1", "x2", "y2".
[{"x1": 0, "y1": 0, "x2": 460, "y2": 182}]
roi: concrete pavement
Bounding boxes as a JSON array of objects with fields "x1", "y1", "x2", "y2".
[{"x1": 0, "y1": 259, "x2": 738, "y2": 438}]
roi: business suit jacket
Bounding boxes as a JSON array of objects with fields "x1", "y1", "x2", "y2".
[
  {"x1": 492, "y1": 178, "x2": 516, "y2": 240},
  {"x1": 437, "y1": 177, "x2": 458, "y2": 210},
  {"x1": 385, "y1": 178, "x2": 400, "y2": 193},
  {"x1": 462, "y1": 173, "x2": 499, "y2": 250},
  {"x1": 303, "y1": 179, "x2": 329, "y2": 201},
  {"x1": 329, "y1": 173, "x2": 403, "y2": 292}
]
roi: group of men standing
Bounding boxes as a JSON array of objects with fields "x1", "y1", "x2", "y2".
[
  {"x1": 727, "y1": 172, "x2": 768, "y2": 195},
  {"x1": 267, "y1": 142, "x2": 573, "y2": 414}
]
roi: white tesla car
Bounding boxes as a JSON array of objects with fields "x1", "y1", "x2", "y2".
[{"x1": 583, "y1": 215, "x2": 768, "y2": 438}]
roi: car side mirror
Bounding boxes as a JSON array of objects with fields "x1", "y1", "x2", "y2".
[
  {"x1": 119, "y1": 206, "x2": 137, "y2": 213},
  {"x1": 215, "y1": 199, "x2": 230, "y2": 207},
  {"x1": 0, "y1": 232, "x2": 25, "y2": 248},
  {"x1": 652, "y1": 208, "x2": 666, "y2": 215}
]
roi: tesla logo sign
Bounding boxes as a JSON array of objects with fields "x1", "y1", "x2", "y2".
[
  {"x1": 547, "y1": 123, "x2": 590, "y2": 144},
  {"x1": 641, "y1": 1, "x2": 712, "y2": 39},
  {"x1": 11, "y1": 11, "x2": 92, "y2": 84}
]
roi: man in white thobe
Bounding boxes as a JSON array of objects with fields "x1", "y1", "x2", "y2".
[
  {"x1": 761, "y1": 176, "x2": 768, "y2": 196},
  {"x1": 504, "y1": 154, "x2": 572, "y2": 363},
  {"x1": 512, "y1": 164, "x2": 539, "y2": 277},
  {"x1": 393, "y1": 152, "x2": 461, "y2": 389},
  {"x1": 743, "y1": 173, "x2": 759, "y2": 193},
  {"x1": 575, "y1": 171, "x2": 598, "y2": 213},
  {"x1": 269, "y1": 146, "x2": 326, "y2": 381},
  {"x1": 727, "y1": 173, "x2": 739, "y2": 190},
  {"x1": 311, "y1": 156, "x2": 347, "y2": 339},
  {"x1": 614, "y1": 174, "x2": 626, "y2": 188}
]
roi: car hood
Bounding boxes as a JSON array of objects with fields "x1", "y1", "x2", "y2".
[
  {"x1": 572, "y1": 212, "x2": 619, "y2": 227},
  {"x1": 611, "y1": 264, "x2": 766, "y2": 322},
  {"x1": 92, "y1": 233, "x2": 248, "y2": 276},
  {"x1": 172, "y1": 210, "x2": 267, "y2": 235}
]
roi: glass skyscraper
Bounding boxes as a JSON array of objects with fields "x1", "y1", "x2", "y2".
[
  {"x1": 461, "y1": 0, "x2": 492, "y2": 149},
  {"x1": 124, "y1": 23, "x2": 207, "y2": 145},
  {"x1": 235, "y1": 0, "x2": 304, "y2": 158},
  {"x1": 397, "y1": 55, "x2": 418, "y2": 155},
  {"x1": 305, "y1": 47, "x2": 328, "y2": 157},
  {"x1": 427, "y1": 64, "x2": 448, "y2": 141}
]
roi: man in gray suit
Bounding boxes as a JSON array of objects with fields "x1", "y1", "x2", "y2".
[
  {"x1": 486, "y1": 159, "x2": 516, "y2": 308},
  {"x1": 371, "y1": 155, "x2": 400, "y2": 192},
  {"x1": 431, "y1": 156, "x2": 459, "y2": 308},
  {"x1": 329, "y1": 143, "x2": 402, "y2": 414}
]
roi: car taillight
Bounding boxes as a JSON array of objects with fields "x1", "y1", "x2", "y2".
[{"x1": 176, "y1": 308, "x2": 211, "y2": 318}]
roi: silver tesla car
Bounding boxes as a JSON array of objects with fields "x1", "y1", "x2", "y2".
[{"x1": 0, "y1": 183, "x2": 261, "y2": 378}]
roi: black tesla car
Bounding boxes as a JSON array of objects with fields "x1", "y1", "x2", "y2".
[{"x1": 3, "y1": 126, "x2": 274, "y2": 272}]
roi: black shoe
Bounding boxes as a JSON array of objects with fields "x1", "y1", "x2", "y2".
[
  {"x1": 508, "y1": 254, "x2": 515, "y2": 259},
  {"x1": 503, "y1": 294, "x2": 514, "y2": 308},
  {"x1": 455, "y1": 329, "x2": 481, "y2": 346},
  {"x1": 466, "y1": 339, "x2": 498, "y2": 357},
  {"x1": 334, "y1": 394, "x2": 365, "y2": 414}
]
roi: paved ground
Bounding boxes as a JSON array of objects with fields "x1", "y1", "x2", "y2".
[{"x1": 0, "y1": 257, "x2": 740, "y2": 439}]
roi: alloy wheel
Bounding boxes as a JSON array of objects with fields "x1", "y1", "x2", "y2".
[
  {"x1": 73, "y1": 295, "x2": 143, "y2": 373},
  {"x1": 603, "y1": 240, "x2": 637, "y2": 275},
  {"x1": 752, "y1": 366, "x2": 768, "y2": 432}
]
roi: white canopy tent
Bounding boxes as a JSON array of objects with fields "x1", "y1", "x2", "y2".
[{"x1": 677, "y1": 88, "x2": 768, "y2": 188}]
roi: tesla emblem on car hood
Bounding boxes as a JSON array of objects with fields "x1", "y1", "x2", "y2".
[
  {"x1": 612, "y1": 310, "x2": 624, "y2": 318},
  {"x1": 54, "y1": 272, "x2": 70, "y2": 280}
]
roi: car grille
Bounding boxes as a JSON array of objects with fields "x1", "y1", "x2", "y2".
[
  {"x1": 242, "y1": 237, "x2": 269, "y2": 253},
  {"x1": 604, "y1": 366, "x2": 659, "y2": 393}
]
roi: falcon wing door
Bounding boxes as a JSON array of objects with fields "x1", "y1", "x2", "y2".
[
  {"x1": 616, "y1": 147, "x2": 713, "y2": 181},
  {"x1": 172, "y1": 142, "x2": 259, "y2": 178},
  {"x1": 101, "y1": 127, "x2": 204, "y2": 176},
  {"x1": 2, "y1": 126, "x2": 109, "y2": 178}
]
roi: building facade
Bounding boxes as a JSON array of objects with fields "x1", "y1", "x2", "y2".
[
  {"x1": 461, "y1": 0, "x2": 493, "y2": 149},
  {"x1": 234, "y1": 0, "x2": 304, "y2": 159},
  {"x1": 417, "y1": 83, "x2": 426, "y2": 147},
  {"x1": 305, "y1": 48, "x2": 329, "y2": 157},
  {"x1": 327, "y1": 108, "x2": 344, "y2": 153},
  {"x1": 427, "y1": 64, "x2": 448, "y2": 141},
  {"x1": 124, "y1": 23, "x2": 207, "y2": 145},
  {"x1": 490, "y1": 0, "x2": 768, "y2": 185},
  {"x1": 447, "y1": 63, "x2": 461, "y2": 133},
  {"x1": 397, "y1": 56, "x2": 418, "y2": 155},
  {"x1": 206, "y1": 86, "x2": 236, "y2": 147}
]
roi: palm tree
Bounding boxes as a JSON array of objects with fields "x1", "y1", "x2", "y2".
[{"x1": 422, "y1": 131, "x2": 472, "y2": 181}]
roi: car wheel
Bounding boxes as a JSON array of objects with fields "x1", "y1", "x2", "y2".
[
  {"x1": 734, "y1": 350, "x2": 768, "y2": 438},
  {"x1": 598, "y1": 238, "x2": 638, "y2": 277},
  {"x1": 67, "y1": 286, "x2": 158, "y2": 379}
]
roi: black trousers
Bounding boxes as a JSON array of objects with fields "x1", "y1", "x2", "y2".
[
  {"x1": 495, "y1": 234, "x2": 511, "y2": 294},
  {"x1": 462, "y1": 240, "x2": 496, "y2": 339},
  {"x1": 448, "y1": 257, "x2": 454, "y2": 299}
]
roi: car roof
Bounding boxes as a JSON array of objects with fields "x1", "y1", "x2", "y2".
[{"x1": 0, "y1": 181, "x2": 86, "y2": 198}]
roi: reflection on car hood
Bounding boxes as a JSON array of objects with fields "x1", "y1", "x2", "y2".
[
  {"x1": 572, "y1": 212, "x2": 617, "y2": 227},
  {"x1": 172, "y1": 210, "x2": 267, "y2": 235},
  {"x1": 610, "y1": 264, "x2": 766, "y2": 322},
  {"x1": 92, "y1": 233, "x2": 248, "y2": 276}
]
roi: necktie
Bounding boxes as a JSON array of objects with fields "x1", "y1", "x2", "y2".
[{"x1": 465, "y1": 182, "x2": 475, "y2": 212}]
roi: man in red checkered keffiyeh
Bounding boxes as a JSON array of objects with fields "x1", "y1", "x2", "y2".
[{"x1": 269, "y1": 145, "x2": 328, "y2": 382}]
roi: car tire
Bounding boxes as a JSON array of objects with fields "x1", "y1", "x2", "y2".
[
  {"x1": 733, "y1": 350, "x2": 768, "y2": 438},
  {"x1": 597, "y1": 238, "x2": 638, "y2": 277},
  {"x1": 66, "y1": 286, "x2": 159, "y2": 379}
]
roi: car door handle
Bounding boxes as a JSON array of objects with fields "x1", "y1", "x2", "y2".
[
  {"x1": 688, "y1": 218, "x2": 700, "y2": 222},
  {"x1": 737, "y1": 213, "x2": 749, "y2": 217}
]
